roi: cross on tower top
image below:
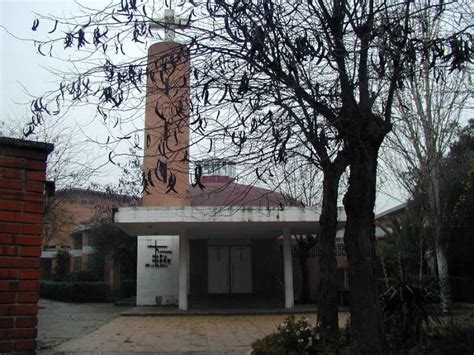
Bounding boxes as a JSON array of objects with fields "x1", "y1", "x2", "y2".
[{"x1": 150, "y1": 2, "x2": 188, "y2": 42}]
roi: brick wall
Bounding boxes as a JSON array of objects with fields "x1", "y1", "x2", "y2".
[{"x1": 0, "y1": 137, "x2": 53, "y2": 354}]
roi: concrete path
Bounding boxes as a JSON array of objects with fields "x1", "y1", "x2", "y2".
[
  {"x1": 55, "y1": 313, "x2": 350, "y2": 354},
  {"x1": 37, "y1": 299, "x2": 126, "y2": 352}
]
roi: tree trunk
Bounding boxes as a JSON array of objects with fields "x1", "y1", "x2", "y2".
[
  {"x1": 427, "y1": 164, "x2": 451, "y2": 312},
  {"x1": 343, "y1": 141, "x2": 386, "y2": 354},
  {"x1": 435, "y1": 234, "x2": 451, "y2": 312},
  {"x1": 318, "y1": 169, "x2": 342, "y2": 331}
]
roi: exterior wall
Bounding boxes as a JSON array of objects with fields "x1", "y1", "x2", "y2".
[
  {"x1": 142, "y1": 42, "x2": 190, "y2": 207},
  {"x1": 44, "y1": 190, "x2": 134, "y2": 250},
  {"x1": 0, "y1": 137, "x2": 52, "y2": 354},
  {"x1": 136, "y1": 235, "x2": 179, "y2": 305},
  {"x1": 41, "y1": 190, "x2": 136, "y2": 278}
]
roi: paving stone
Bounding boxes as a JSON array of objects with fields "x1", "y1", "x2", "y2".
[
  {"x1": 38, "y1": 299, "x2": 126, "y2": 351},
  {"x1": 38, "y1": 299, "x2": 352, "y2": 353}
]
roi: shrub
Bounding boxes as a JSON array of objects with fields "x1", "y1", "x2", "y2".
[
  {"x1": 64, "y1": 271, "x2": 99, "y2": 282},
  {"x1": 54, "y1": 248, "x2": 70, "y2": 280},
  {"x1": 380, "y1": 280, "x2": 440, "y2": 350},
  {"x1": 252, "y1": 333, "x2": 286, "y2": 354},
  {"x1": 40, "y1": 281, "x2": 109, "y2": 302},
  {"x1": 252, "y1": 316, "x2": 318, "y2": 354},
  {"x1": 423, "y1": 319, "x2": 474, "y2": 355},
  {"x1": 251, "y1": 316, "x2": 353, "y2": 354}
]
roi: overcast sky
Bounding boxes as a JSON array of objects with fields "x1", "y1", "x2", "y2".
[
  {"x1": 0, "y1": 0, "x2": 141, "y2": 187},
  {"x1": 0, "y1": 0, "x2": 412, "y2": 212}
]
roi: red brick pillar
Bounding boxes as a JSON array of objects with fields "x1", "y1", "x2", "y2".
[{"x1": 0, "y1": 137, "x2": 53, "y2": 354}]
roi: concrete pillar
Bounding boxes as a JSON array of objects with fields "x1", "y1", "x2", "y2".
[
  {"x1": 283, "y1": 227, "x2": 294, "y2": 308},
  {"x1": 178, "y1": 233, "x2": 189, "y2": 310}
]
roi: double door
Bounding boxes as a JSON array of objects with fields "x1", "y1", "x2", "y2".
[{"x1": 208, "y1": 245, "x2": 252, "y2": 294}]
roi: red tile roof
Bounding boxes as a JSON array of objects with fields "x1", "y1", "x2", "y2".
[{"x1": 189, "y1": 177, "x2": 299, "y2": 207}]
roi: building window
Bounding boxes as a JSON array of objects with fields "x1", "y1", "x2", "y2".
[{"x1": 200, "y1": 159, "x2": 236, "y2": 177}]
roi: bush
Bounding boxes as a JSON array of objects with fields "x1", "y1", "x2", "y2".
[
  {"x1": 251, "y1": 316, "x2": 352, "y2": 354},
  {"x1": 380, "y1": 280, "x2": 440, "y2": 350},
  {"x1": 423, "y1": 319, "x2": 474, "y2": 355},
  {"x1": 40, "y1": 281, "x2": 109, "y2": 302},
  {"x1": 63, "y1": 271, "x2": 100, "y2": 282},
  {"x1": 252, "y1": 332, "x2": 287, "y2": 354},
  {"x1": 252, "y1": 316, "x2": 317, "y2": 354},
  {"x1": 54, "y1": 248, "x2": 70, "y2": 280}
]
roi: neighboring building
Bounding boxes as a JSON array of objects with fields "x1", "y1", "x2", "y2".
[
  {"x1": 40, "y1": 188, "x2": 137, "y2": 278},
  {"x1": 375, "y1": 203, "x2": 407, "y2": 227}
]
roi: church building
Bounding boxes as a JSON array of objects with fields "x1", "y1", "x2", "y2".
[{"x1": 113, "y1": 10, "x2": 346, "y2": 310}]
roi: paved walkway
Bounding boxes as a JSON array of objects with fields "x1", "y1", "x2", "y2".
[
  {"x1": 55, "y1": 313, "x2": 350, "y2": 354},
  {"x1": 38, "y1": 299, "x2": 126, "y2": 352}
]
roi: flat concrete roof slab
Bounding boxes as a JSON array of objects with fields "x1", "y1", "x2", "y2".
[{"x1": 114, "y1": 206, "x2": 346, "y2": 238}]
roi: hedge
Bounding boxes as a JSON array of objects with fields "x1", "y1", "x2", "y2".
[{"x1": 40, "y1": 281, "x2": 109, "y2": 302}]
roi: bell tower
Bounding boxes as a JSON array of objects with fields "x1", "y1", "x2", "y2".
[{"x1": 142, "y1": 7, "x2": 190, "y2": 207}]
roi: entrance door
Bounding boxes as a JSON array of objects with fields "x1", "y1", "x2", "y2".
[
  {"x1": 230, "y1": 246, "x2": 252, "y2": 293},
  {"x1": 208, "y1": 245, "x2": 252, "y2": 294},
  {"x1": 208, "y1": 246, "x2": 229, "y2": 293}
]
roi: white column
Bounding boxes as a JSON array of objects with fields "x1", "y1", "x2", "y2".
[
  {"x1": 178, "y1": 232, "x2": 188, "y2": 311},
  {"x1": 283, "y1": 227, "x2": 294, "y2": 309}
]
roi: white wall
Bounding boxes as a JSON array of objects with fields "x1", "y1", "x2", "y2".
[{"x1": 137, "y1": 235, "x2": 179, "y2": 306}]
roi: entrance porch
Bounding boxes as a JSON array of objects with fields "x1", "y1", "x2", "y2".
[{"x1": 114, "y1": 206, "x2": 345, "y2": 311}]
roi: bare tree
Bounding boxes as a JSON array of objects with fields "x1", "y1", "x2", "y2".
[
  {"x1": 384, "y1": 1, "x2": 472, "y2": 312},
  {"x1": 266, "y1": 156, "x2": 323, "y2": 207},
  {"x1": 9, "y1": 0, "x2": 472, "y2": 352},
  {"x1": 4, "y1": 115, "x2": 105, "y2": 245}
]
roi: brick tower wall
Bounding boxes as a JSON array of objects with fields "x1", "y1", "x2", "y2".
[
  {"x1": 142, "y1": 42, "x2": 190, "y2": 206},
  {"x1": 142, "y1": 41, "x2": 191, "y2": 207},
  {"x1": 0, "y1": 137, "x2": 53, "y2": 354}
]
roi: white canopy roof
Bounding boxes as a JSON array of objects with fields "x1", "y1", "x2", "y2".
[{"x1": 114, "y1": 206, "x2": 347, "y2": 239}]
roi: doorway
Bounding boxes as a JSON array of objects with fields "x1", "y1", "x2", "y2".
[{"x1": 208, "y1": 245, "x2": 252, "y2": 294}]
